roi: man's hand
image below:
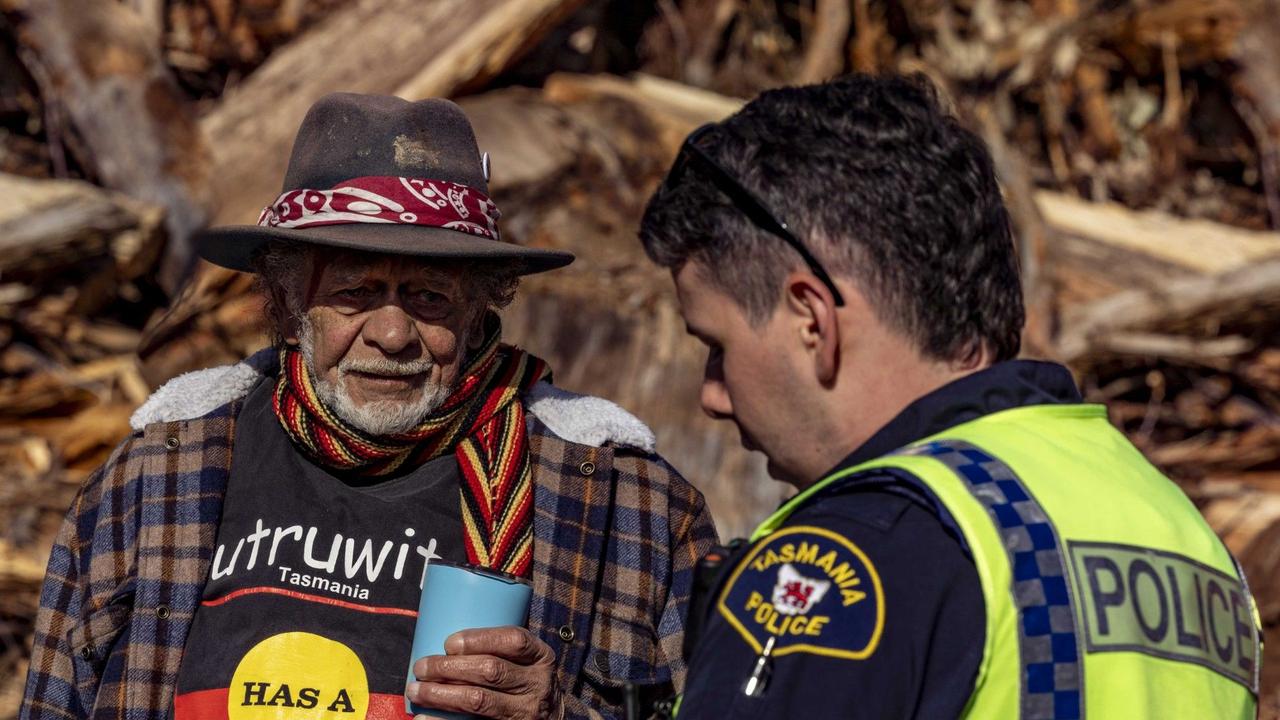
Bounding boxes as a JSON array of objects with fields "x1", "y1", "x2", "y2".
[{"x1": 407, "y1": 626, "x2": 560, "y2": 720}]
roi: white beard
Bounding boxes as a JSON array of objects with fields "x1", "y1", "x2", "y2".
[{"x1": 299, "y1": 319, "x2": 453, "y2": 436}]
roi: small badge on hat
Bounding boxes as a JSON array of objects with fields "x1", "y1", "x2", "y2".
[{"x1": 482, "y1": 152, "x2": 491, "y2": 182}]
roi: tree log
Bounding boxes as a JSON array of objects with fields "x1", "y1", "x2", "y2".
[
  {"x1": 0, "y1": 173, "x2": 159, "y2": 282},
  {"x1": 1041, "y1": 191, "x2": 1280, "y2": 276},
  {"x1": 1058, "y1": 256, "x2": 1280, "y2": 362},
  {"x1": 3, "y1": 0, "x2": 211, "y2": 292},
  {"x1": 201, "y1": 0, "x2": 587, "y2": 229},
  {"x1": 1040, "y1": 190, "x2": 1280, "y2": 308},
  {"x1": 795, "y1": 0, "x2": 852, "y2": 84},
  {"x1": 1203, "y1": 489, "x2": 1280, "y2": 625},
  {"x1": 1230, "y1": 0, "x2": 1280, "y2": 228},
  {"x1": 543, "y1": 72, "x2": 744, "y2": 153},
  {"x1": 393, "y1": 0, "x2": 588, "y2": 101}
]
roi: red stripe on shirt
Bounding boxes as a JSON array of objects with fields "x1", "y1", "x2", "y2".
[
  {"x1": 175, "y1": 687, "x2": 411, "y2": 719},
  {"x1": 202, "y1": 586, "x2": 418, "y2": 617}
]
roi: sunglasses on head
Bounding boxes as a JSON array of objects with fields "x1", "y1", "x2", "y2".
[{"x1": 663, "y1": 123, "x2": 846, "y2": 307}]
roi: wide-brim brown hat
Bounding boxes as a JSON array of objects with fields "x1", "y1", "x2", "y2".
[{"x1": 196, "y1": 92, "x2": 574, "y2": 275}]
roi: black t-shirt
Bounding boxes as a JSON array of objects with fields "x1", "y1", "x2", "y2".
[{"x1": 175, "y1": 380, "x2": 465, "y2": 720}]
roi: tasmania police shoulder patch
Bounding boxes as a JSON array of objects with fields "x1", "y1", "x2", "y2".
[{"x1": 716, "y1": 525, "x2": 884, "y2": 660}]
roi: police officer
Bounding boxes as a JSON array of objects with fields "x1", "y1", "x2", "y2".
[{"x1": 638, "y1": 74, "x2": 1261, "y2": 719}]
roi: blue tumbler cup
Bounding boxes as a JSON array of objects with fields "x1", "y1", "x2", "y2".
[{"x1": 406, "y1": 560, "x2": 534, "y2": 718}]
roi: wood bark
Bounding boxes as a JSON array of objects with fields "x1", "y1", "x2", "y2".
[
  {"x1": 1058, "y1": 256, "x2": 1280, "y2": 362},
  {"x1": 123, "y1": 0, "x2": 164, "y2": 38},
  {"x1": 201, "y1": 0, "x2": 587, "y2": 228},
  {"x1": 543, "y1": 72, "x2": 744, "y2": 152},
  {"x1": 0, "y1": 173, "x2": 159, "y2": 282},
  {"x1": 3, "y1": 0, "x2": 210, "y2": 292},
  {"x1": 1039, "y1": 191, "x2": 1280, "y2": 309},
  {"x1": 1230, "y1": 0, "x2": 1280, "y2": 228},
  {"x1": 393, "y1": 0, "x2": 589, "y2": 100},
  {"x1": 1039, "y1": 192, "x2": 1280, "y2": 276},
  {"x1": 795, "y1": 0, "x2": 852, "y2": 84},
  {"x1": 1203, "y1": 489, "x2": 1280, "y2": 629}
]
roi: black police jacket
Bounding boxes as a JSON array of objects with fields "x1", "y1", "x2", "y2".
[{"x1": 677, "y1": 361, "x2": 1084, "y2": 719}]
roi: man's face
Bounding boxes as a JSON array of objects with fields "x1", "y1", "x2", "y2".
[
  {"x1": 674, "y1": 261, "x2": 810, "y2": 485},
  {"x1": 293, "y1": 249, "x2": 486, "y2": 436}
]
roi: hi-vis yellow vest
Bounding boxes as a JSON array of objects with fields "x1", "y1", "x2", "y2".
[{"x1": 753, "y1": 403, "x2": 1260, "y2": 719}]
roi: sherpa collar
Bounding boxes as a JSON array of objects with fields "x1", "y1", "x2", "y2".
[{"x1": 129, "y1": 348, "x2": 657, "y2": 453}]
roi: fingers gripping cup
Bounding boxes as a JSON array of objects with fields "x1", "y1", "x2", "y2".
[{"x1": 406, "y1": 560, "x2": 534, "y2": 718}]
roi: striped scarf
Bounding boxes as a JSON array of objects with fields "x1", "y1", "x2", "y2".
[{"x1": 272, "y1": 315, "x2": 549, "y2": 577}]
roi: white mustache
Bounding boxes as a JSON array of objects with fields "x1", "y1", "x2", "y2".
[{"x1": 339, "y1": 357, "x2": 435, "y2": 377}]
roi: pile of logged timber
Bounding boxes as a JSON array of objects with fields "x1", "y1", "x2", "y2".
[
  {"x1": 0, "y1": 173, "x2": 165, "y2": 710},
  {"x1": 2, "y1": 0, "x2": 1280, "y2": 715}
]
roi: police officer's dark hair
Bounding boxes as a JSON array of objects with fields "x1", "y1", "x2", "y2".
[{"x1": 639, "y1": 73, "x2": 1025, "y2": 364}]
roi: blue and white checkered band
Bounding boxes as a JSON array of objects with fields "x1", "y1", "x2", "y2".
[{"x1": 899, "y1": 440, "x2": 1085, "y2": 720}]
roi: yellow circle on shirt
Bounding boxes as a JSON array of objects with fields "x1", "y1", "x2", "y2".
[{"x1": 227, "y1": 632, "x2": 369, "y2": 719}]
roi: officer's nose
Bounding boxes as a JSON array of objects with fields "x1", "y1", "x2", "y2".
[{"x1": 361, "y1": 304, "x2": 418, "y2": 356}]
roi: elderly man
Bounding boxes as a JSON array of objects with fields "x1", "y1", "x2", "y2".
[{"x1": 22, "y1": 93, "x2": 716, "y2": 720}]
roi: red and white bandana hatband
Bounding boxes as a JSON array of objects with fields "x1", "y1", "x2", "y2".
[{"x1": 257, "y1": 175, "x2": 501, "y2": 240}]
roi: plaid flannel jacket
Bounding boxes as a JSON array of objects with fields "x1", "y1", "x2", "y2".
[{"x1": 21, "y1": 387, "x2": 717, "y2": 720}]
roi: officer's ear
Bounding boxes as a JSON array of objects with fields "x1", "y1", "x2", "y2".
[{"x1": 782, "y1": 272, "x2": 841, "y2": 386}]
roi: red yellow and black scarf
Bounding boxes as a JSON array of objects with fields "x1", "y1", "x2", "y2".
[{"x1": 272, "y1": 315, "x2": 549, "y2": 577}]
